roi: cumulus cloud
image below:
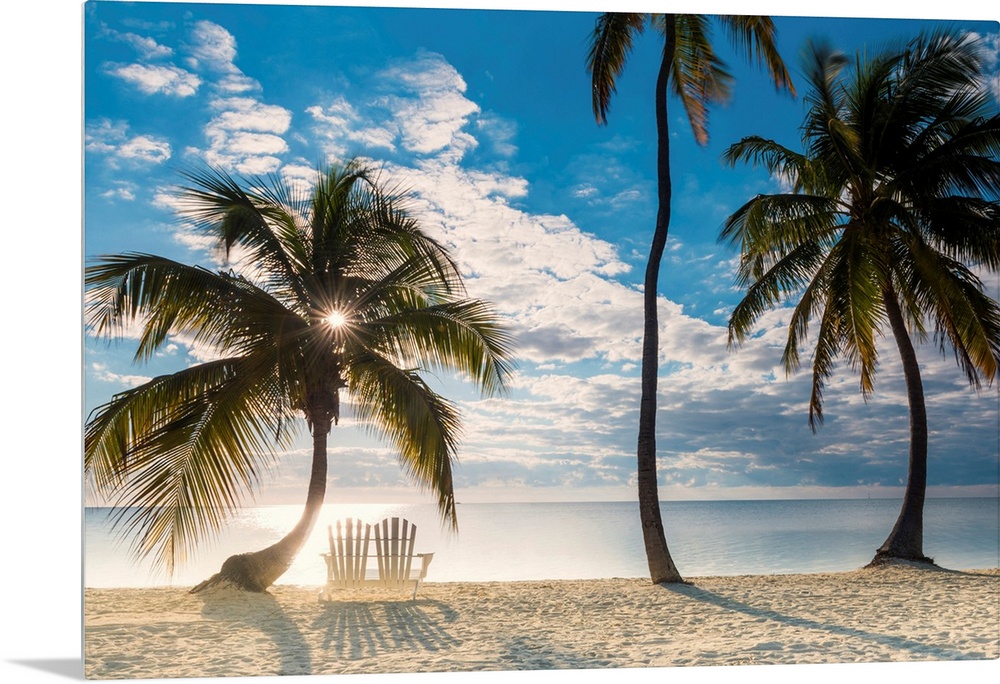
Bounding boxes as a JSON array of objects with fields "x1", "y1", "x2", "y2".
[
  {"x1": 90, "y1": 363, "x2": 151, "y2": 389},
  {"x1": 307, "y1": 96, "x2": 398, "y2": 158},
  {"x1": 101, "y1": 20, "x2": 262, "y2": 103},
  {"x1": 119, "y1": 135, "x2": 172, "y2": 162},
  {"x1": 201, "y1": 97, "x2": 292, "y2": 174},
  {"x1": 100, "y1": 181, "x2": 138, "y2": 201},
  {"x1": 85, "y1": 118, "x2": 172, "y2": 166},
  {"x1": 378, "y1": 51, "x2": 481, "y2": 159},
  {"x1": 105, "y1": 63, "x2": 201, "y2": 96},
  {"x1": 99, "y1": 23, "x2": 174, "y2": 60},
  {"x1": 186, "y1": 20, "x2": 239, "y2": 73}
]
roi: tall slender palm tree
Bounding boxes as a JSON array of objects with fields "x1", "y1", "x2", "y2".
[
  {"x1": 587, "y1": 13, "x2": 794, "y2": 583},
  {"x1": 85, "y1": 161, "x2": 514, "y2": 591},
  {"x1": 722, "y1": 31, "x2": 1000, "y2": 565}
]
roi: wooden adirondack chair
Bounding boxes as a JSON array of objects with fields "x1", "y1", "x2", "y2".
[
  {"x1": 321, "y1": 518, "x2": 371, "y2": 597},
  {"x1": 321, "y1": 517, "x2": 433, "y2": 600}
]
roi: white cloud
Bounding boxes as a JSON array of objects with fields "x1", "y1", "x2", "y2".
[
  {"x1": 216, "y1": 72, "x2": 263, "y2": 95},
  {"x1": 962, "y1": 30, "x2": 999, "y2": 103},
  {"x1": 201, "y1": 97, "x2": 292, "y2": 174},
  {"x1": 171, "y1": 223, "x2": 220, "y2": 256},
  {"x1": 85, "y1": 118, "x2": 172, "y2": 167},
  {"x1": 610, "y1": 189, "x2": 643, "y2": 207},
  {"x1": 90, "y1": 363, "x2": 150, "y2": 389},
  {"x1": 100, "y1": 181, "x2": 137, "y2": 201},
  {"x1": 207, "y1": 97, "x2": 291, "y2": 133},
  {"x1": 383, "y1": 156, "x2": 641, "y2": 366},
  {"x1": 307, "y1": 97, "x2": 402, "y2": 159},
  {"x1": 100, "y1": 24, "x2": 173, "y2": 60},
  {"x1": 379, "y1": 51, "x2": 481, "y2": 158},
  {"x1": 186, "y1": 20, "x2": 239, "y2": 73},
  {"x1": 305, "y1": 54, "x2": 488, "y2": 163},
  {"x1": 118, "y1": 134, "x2": 172, "y2": 163},
  {"x1": 105, "y1": 63, "x2": 201, "y2": 96}
]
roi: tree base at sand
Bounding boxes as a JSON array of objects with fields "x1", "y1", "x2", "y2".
[{"x1": 191, "y1": 550, "x2": 288, "y2": 593}]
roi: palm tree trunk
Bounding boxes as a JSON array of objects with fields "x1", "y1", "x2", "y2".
[
  {"x1": 191, "y1": 415, "x2": 330, "y2": 592},
  {"x1": 869, "y1": 286, "x2": 933, "y2": 566},
  {"x1": 637, "y1": 16, "x2": 683, "y2": 584}
]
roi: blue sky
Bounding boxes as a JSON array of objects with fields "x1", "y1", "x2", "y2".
[{"x1": 81, "y1": 0, "x2": 1000, "y2": 506}]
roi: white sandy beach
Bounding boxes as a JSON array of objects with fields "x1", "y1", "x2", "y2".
[{"x1": 83, "y1": 562, "x2": 999, "y2": 679}]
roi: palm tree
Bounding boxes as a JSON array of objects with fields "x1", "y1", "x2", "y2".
[
  {"x1": 587, "y1": 13, "x2": 794, "y2": 583},
  {"x1": 85, "y1": 161, "x2": 514, "y2": 591},
  {"x1": 722, "y1": 31, "x2": 1000, "y2": 566}
]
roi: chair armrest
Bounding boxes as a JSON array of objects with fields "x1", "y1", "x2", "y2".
[{"x1": 416, "y1": 552, "x2": 434, "y2": 578}]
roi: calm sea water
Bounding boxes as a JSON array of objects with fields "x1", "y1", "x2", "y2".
[{"x1": 84, "y1": 498, "x2": 999, "y2": 588}]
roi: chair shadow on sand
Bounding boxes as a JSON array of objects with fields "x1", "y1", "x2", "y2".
[
  {"x1": 313, "y1": 598, "x2": 462, "y2": 660},
  {"x1": 195, "y1": 588, "x2": 461, "y2": 676},
  {"x1": 661, "y1": 573, "x2": 974, "y2": 662}
]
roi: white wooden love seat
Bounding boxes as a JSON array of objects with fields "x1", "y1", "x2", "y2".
[{"x1": 321, "y1": 517, "x2": 434, "y2": 600}]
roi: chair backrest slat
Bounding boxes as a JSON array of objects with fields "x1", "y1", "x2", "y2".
[
  {"x1": 390, "y1": 517, "x2": 401, "y2": 583},
  {"x1": 328, "y1": 518, "x2": 370, "y2": 588},
  {"x1": 368, "y1": 516, "x2": 418, "y2": 588},
  {"x1": 402, "y1": 520, "x2": 416, "y2": 583}
]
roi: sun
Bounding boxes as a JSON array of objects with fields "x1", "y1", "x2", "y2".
[{"x1": 325, "y1": 311, "x2": 348, "y2": 328}]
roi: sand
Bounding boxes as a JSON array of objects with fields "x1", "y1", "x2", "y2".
[{"x1": 83, "y1": 562, "x2": 999, "y2": 679}]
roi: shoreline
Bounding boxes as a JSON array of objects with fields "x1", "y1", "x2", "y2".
[{"x1": 84, "y1": 563, "x2": 1000, "y2": 679}]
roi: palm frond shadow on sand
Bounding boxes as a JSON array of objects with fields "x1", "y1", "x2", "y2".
[{"x1": 198, "y1": 589, "x2": 314, "y2": 676}]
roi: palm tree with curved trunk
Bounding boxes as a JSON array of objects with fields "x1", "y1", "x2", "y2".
[
  {"x1": 587, "y1": 13, "x2": 794, "y2": 583},
  {"x1": 722, "y1": 31, "x2": 1000, "y2": 566},
  {"x1": 85, "y1": 161, "x2": 514, "y2": 591}
]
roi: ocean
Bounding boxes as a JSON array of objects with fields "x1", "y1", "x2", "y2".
[{"x1": 84, "y1": 498, "x2": 1000, "y2": 588}]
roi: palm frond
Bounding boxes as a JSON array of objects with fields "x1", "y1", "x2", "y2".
[
  {"x1": 722, "y1": 136, "x2": 810, "y2": 190},
  {"x1": 718, "y1": 15, "x2": 795, "y2": 95},
  {"x1": 174, "y1": 164, "x2": 311, "y2": 306},
  {"x1": 728, "y1": 240, "x2": 826, "y2": 350},
  {"x1": 780, "y1": 265, "x2": 831, "y2": 375},
  {"x1": 363, "y1": 300, "x2": 516, "y2": 397},
  {"x1": 806, "y1": 298, "x2": 843, "y2": 430},
  {"x1": 347, "y1": 351, "x2": 463, "y2": 528},
  {"x1": 919, "y1": 196, "x2": 1000, "y2": 268},
  {"x1": 85, "y1": 253, "x2": 305, "y2": 363},
  {"x1": 587, "y1": 12, "x2": 646, "y2": 125},
  {"x1": 721, "y1": 193, "x2": 841, "y2": 276},
  {"x1": 670, "y1": 14, "x2": 733, "y2": 145},
  {"x1": 85, "y1": 357, "x2": 296, "y2": 574},
  {"x1": 902, "y1": 235, "x2": 1000, "y2": 385},
  {"x1": 828, "y1": 226, "x2": 884, "y2": 397}
]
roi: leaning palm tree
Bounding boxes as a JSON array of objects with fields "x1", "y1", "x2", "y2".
[
  {"x1": 85, "y1": 161, "x2": 514, "y2": 591},
  {"x1": 587, "y1": 13, "x2": 794, "y2": 583},
  {"x1": 723, "y1": 31, "x2": 1000, "y2": 565}
]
